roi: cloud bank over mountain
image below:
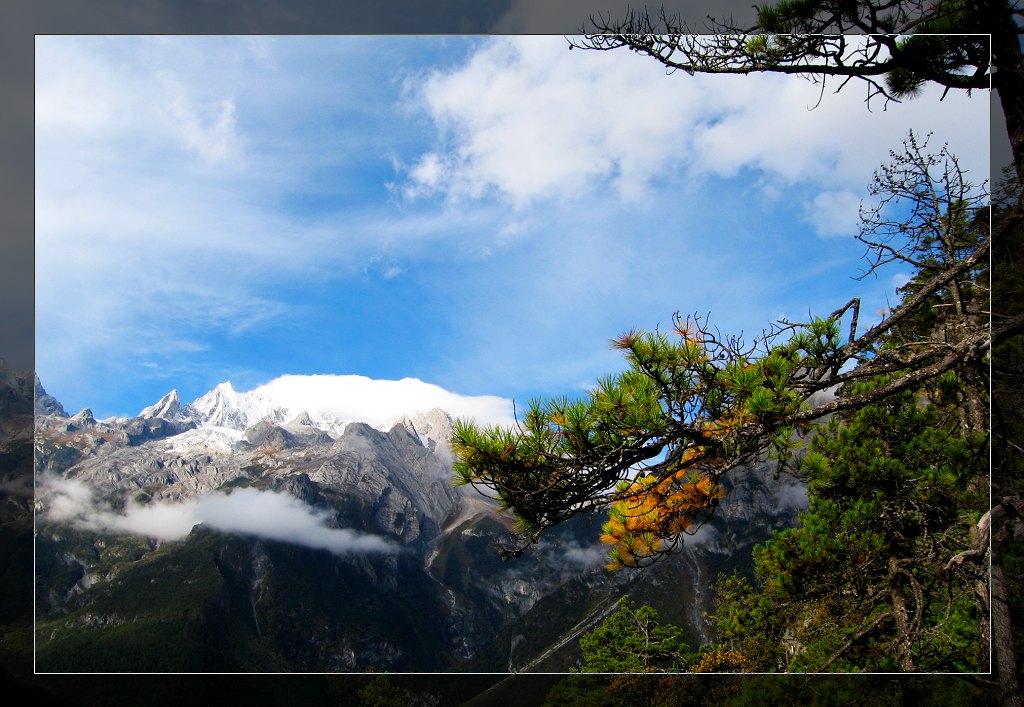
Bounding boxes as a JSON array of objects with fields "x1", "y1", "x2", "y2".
[
  {"x1": 252, "y1": 374, "x2": 516, "y2": 429},
  {"x1": 43, "y1": 475, "x2": 396, "y2": 555}
]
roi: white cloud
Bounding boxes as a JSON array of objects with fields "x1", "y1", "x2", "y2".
[
  {"x1": 406, "y1": 36, "x2": 697, "y2": 206},
  {"x1": 36, "y1": 39, "x2": 244, "y2": 170},
  {"x1": 559, "y1": 542, "x2": 609, "y2": 568},
  {"x1": 159, "y1": 70, "x2": 241, "y2": 165},
  {"x1": 46, "y1": 477, "x2": 97, "y2": 522},
  {"x1": 41, "y1": 475, "x2": 395, "y2": 554},
  {"x1": 113, "y1": 497, "x2": 199, "y2": 539},
  {"x1": 804, "y1": 190, "x2": 862, "y2": 237},
  {"x1": 891, "y1": 272, "x2": 913, "y2": 291},
  {"x1": 194, "y1": 489, "x2": 395, "y2": 554},
  {"x1": 405, "y1": 36, "x2": 989, "y2": 207},
  {"x1": 405, "y1": 152, "x2": 446, "y2": 197},
  {"x1": 252, "y1": 374, "x2": 516, "y2": 429}
]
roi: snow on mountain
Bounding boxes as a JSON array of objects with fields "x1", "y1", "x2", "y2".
[
  {"x1": 399, "y1": 408, "x2": 457, "y2": 453},
  {"x1": 182, "y1": 381, "x2": 291, "y2": 431},
  {"x1": 251, "y1": 374, "x2": 514, "y2": 430},
  {"x1": 134, "y1": 375, "x2": 513, "y2": 449},
  {"x1": 139, "y1": 389, "x2": 183, "y2": 421},
  {"x1": 161, "y1": 425, "x2": 245, "y2": 454}
]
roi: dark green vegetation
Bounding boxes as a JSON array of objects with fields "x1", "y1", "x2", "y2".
[
  {"x1": 573, "y1": 598, "x2": 695, "y2": 673},
  {"x1": 540, "y1": 393, "x2": 1000, "y2": 695},
  {"x1": 34, "y1": 524, "x2": 455, "y2": 673},
  {"x1": 542, "y1": 673, "x2": 988, "y2": 707},
  {"x1": 712, "y1": 389, "x2": 987, "y2": 672}
]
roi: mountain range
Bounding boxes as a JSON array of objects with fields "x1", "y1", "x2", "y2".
[{"x1": 33, "y1": 375, "x2": 808, "y2": 673}]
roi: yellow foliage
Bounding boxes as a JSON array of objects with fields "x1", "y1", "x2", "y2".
[
  {"x1": 691, "y1": 647, "x2": 753, "y2": 673},
  {"x1": 600, "y1": 469, "x2": 724, "y2": 569},
  {"x1": 704, "y1": 405, "x2": 755, "y2": 439}
]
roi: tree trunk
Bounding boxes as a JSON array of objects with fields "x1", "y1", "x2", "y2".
[
  {"x1": 992, "y1": 539, "x2": 1022, "y2": 707},
  {"x1": 985, "y1": 56, "x2": 1022, "y2": 684},
  {"x1": 889, "y1": 557, "x2": 915, "y2": 671},
  {"x1": 990, "y1": 0, "x2": 1024, "y2": 189}
]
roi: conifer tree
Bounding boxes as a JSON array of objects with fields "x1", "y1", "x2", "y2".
[
  {"x1": 357, "y1": 675, "x2": 408, "y2": 707},
  {"x1": 451, "y1": 133, "x2": 1013, "y2": 567},
  {"x1": 710, "y1": 384, "x2": 988, "y2": 672},
  {"x1": 521, "y1": 3, "x2": 1024, "y2": 696},
  {"x1": 574, "y1": 597, "x2": 693, "y2": 672},
  {"x1": 452, "y1": 133, "x2": 1021, "y2": 680}
]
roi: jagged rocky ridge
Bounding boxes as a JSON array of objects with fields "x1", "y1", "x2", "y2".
[{"x1": 34, "y1": 378, "x2": 808, "y2": 672}]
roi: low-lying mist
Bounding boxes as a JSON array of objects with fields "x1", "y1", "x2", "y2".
[{"x1": 41, "y1": 474, "x2": 395, "y2": 555}]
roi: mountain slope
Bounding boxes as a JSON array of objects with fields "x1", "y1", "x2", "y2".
[{"x1": 34, "y1": 377, "x2": 807, "y2": 672}]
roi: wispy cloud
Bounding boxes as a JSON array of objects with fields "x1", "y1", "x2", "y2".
[
  {"x1": 158, "y1": 70, "x2": 240, "y2": 166},
  {"x1": 35, "y1": 37, "x2": 410, "y2": 408},
  {"x1": 804, "y1": 190, "x2": 863, "y2": 238},
  {"x1": 558, "y1": 542, "x2": 609, "y2": 569},
  {"x1": 43, "y1": 475, "x2": 395, "y2": 554}
]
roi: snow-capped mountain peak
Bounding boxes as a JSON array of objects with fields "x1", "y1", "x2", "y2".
[
  {"x1": 398, "y1": 408, "x2": 456, "y2": 452},
  {"x1": 288, "y1": 410, "x2": 315, "y2": 427},
  {"x1": 139, "y1": 389, "x2": 182, "y2": 421},
  {"x1": 129, "y1": 375, "x2": 513, "y2": 447},
  {"x1": 183, "y1": 381, "x2": 289, "y2": 431},
  {"x1": 136, "y1": 382, "x2": 351, "y2": 438}
]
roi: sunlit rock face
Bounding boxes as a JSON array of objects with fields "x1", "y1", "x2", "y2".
[{"x1": 33, "y1": 376, "x2": 807, "y2": 672}]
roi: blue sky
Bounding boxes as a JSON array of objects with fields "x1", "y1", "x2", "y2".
[{"x1": 35, "y1": 36, "x2": 990, "y2": 421}]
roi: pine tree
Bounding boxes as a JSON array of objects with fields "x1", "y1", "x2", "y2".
[
  {"x1": 574, "y1": 597, "x2": 693, "y2": 673},
  {"x1": 711, "y1": 384, "x2": 987, "y2": 672},
  {"x1": 453, "y1": 133, "x2": 1016, "y2": 678},
  {"x1": 451, "y1": 133, "x2": 1012, "y2": 567},
  {"x1": 357, "y1": 675, "x2": 408, "y2": 707}
]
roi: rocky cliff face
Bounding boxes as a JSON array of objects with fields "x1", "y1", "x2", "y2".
[
  {"x1": 34, "y1": 373, "x2": 66, "y2": 418},
  {"x1": 33, "y1": 378, "x2": 807, "y2": 673}
]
